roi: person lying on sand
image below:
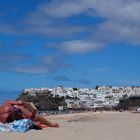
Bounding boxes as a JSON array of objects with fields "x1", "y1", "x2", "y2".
[{"x1": 0, "y1": 100, "x2": 59, "y2": 128}]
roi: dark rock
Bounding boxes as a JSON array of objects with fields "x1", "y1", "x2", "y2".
[
  {"x1": 16, "y1": 90, "x2": 66, "y2": 111},
  {"x1": 117, "y1": 96, "x2": 140, "y2": 109}
]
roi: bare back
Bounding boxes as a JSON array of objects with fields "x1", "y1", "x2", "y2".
[{"x1": 0, "y1": 102, "x2": 13, "y2": 123}]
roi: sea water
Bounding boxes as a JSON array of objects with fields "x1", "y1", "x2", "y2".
[{"x1": 0, "y1": 90, "x2": 20, "y2": 105}]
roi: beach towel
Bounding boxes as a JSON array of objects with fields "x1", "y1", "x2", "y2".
[
  {"x1": 0, "y1": 119, "x2": 34, "y2": 133},
  {"x1": 0, "y1": 122, "x2": 11, "y2": 132},
  {"x1": 10, "y1": 119, "x2": 34, "y2": 132}
]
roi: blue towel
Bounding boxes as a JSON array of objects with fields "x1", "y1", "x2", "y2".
[
  {"x1": 0, "y1": 122, "x2": 11, "y2": 132},
  {"x1": 0, "y1": 119, "x2": 34, "y2": 133}
]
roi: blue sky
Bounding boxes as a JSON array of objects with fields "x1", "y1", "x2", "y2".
[{"x1": 0, "y1": 0, "x2": 140, "y2": 91}]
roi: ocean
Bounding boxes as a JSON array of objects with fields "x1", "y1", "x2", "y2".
[{"x1": 0, "y1": 90, "x2": 21, "y2": 104}]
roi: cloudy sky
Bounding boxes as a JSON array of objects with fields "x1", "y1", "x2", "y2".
[{"x1": 0, "y1": 0, "x2": 140, "y2": 91}]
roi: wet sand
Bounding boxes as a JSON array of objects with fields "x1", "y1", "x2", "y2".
[{"x1": 1, "y1": 111, "x2": 140, "y2": 140}]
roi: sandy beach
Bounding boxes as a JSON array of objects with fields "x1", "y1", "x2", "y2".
[{"x1": 1, "y1": 111, "x2": 140, "y2": 140}]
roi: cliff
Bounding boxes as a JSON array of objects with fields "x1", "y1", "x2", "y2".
[
  {"x1": 16, "y1": 90, "x2": 66, "y2": 111},
  {"x1": 117, "y1": 96, "x2": 140, "y2": 109}
]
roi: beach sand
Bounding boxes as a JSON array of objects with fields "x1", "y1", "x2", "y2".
[{"x1": 1, "y1": 111, "x2": 140, "y2": 140}]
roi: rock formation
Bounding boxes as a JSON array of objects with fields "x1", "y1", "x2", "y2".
[
  {"x1": 117, "y1": 96, "x2": 140, "y2": 109},
  {"x1": 16, "y1": 90, "x2": 66, "y2": 111}
]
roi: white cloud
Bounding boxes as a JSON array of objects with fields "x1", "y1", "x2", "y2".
[
  {"x1": 95, "y1": 21, "x2": 140, "y2": 45},
  {"x1": 38, "y1": 0, "x2": 140, "y2": 45},
  {"x1": 21, "y1": 4, "x2": 86, "y2": 37},
  {"x1": 0, "y1": 53, "x2": 66, "y2": 74},
  {"x1": 1, "y1": 0, "x2": 140, "y2": 53},
  {"x1": 58, "y1": 40, "x2": 104, "y2": 54},
  {"x1": 23, "y1": 24, "x2": 85, "y2": 37},
  {"x1": 19, "y1": 0, "x2": 140, "y2": 48},
  {"x1": 12, "y1": 66, "x2": 49, "y2": 74},
  {"x1": 94, "y1": 0, "x2": 140, "y2": 24},
  {"x1": 38, "y1": 0, "x2": 95, "y2": 18},
  {"x1": 42, "y1": 0, "x2": 140, "y2": 23},
  {"x1": 90, "y1": 0, "x2": 140, "y2": 44}
]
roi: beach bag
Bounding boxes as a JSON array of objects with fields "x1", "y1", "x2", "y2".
[{"x1": 9, "y1": 119, "x2": 34, "y2": 133}]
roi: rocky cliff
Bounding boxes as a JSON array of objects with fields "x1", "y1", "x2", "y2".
[
  {"x1": 117, "y1": 96, "x2": 140, "y2": 109},
  {"x1": 16, "y1": 90, "x2": 66, "y2": 111}
]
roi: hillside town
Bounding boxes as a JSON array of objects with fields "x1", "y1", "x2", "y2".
[{"x1": 23, "y1": 86, "x2": 140, "y2": 110}]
